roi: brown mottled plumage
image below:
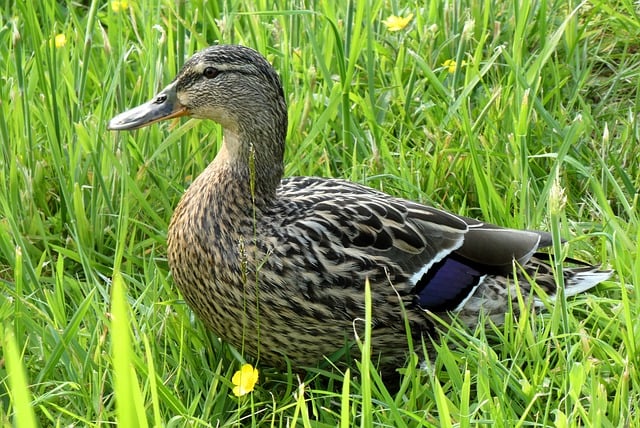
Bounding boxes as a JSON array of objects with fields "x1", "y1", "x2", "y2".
[{"x1": 108, "y1": 45, "x2": 612, "y2": 375}]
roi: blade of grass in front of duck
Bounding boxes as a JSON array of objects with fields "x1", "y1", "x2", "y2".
[
  {"x1": 111, "y1": 271, "x2": 149, "y2": 428},
  {"x1": 360, "y1": 277, "x2": 373, "y2": 428},
  {"x1": 432, "y1": 372, "x2": 453, "y2": 428},
  {"x1": 339, "y1": 369, "x2": 351, "y2": 427},
  {"x1": 248, "y1": 142, "x2": 262, "y2": 362},
  {"x1": 142, "y1": 335, "x2": 163, "y2": 425},
  {"x1": 548, "y1": 172, "x2": 570, "y2": 417},
  {"x1": 1, "y1": 326, "x2": 38, "y2": 428}
]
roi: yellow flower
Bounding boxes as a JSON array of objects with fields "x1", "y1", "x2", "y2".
[
  {"x1": 111, "y1": 0, "x2": 129, "y2": 12},
  {"x1": 442, "y1": 59, "x2": 457, "y2": 73},
  {"x1": 442, "y1": 59, "x2": 467, "y2": 74},
  {"x1": 382, "y1": 13, "x2": 414, "y2": 32},
  {"x1": 54, "y1": 33, "x2": 66, "y2": 48},
  {"x1": 231, "y1": 364, "x2": 259, "y2": 397}
]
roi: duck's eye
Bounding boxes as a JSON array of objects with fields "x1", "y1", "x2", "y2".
[{"x1": 203, "y1": 67, "x2": 220, "y2": 79}]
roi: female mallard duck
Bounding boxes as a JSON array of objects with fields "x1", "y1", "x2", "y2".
[{"x1": 108, "y1": 45, "x2": 611, "y2": 374}]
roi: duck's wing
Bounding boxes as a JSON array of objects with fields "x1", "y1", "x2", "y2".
[{"x1": 273, "y1": 177, "x2": 549, "y2": 312}]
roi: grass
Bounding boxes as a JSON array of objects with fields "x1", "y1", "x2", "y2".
[{"x1": 1, "y1": 0, "x2": 639, "y2": 425}]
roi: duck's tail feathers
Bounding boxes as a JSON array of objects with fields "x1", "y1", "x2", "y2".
[
  {"x1": 563, "y1": 266, "x2": 613, "y2": 298},
  {"x1": 533, "y1": 264, "x2": 612, "y2": 308}
]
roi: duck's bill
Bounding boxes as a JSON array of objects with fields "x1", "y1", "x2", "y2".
[{"x1": 107, "y1": 82, "x2": 189, "y2": 131}]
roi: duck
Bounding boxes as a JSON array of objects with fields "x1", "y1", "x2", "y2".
[{"x1": 108, "y1": 44, "x2": 612, "y2": 376}]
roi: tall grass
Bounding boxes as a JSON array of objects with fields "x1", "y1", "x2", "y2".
[{"x1": 1, "y1": 0, "x2": 638, "y2": 426}]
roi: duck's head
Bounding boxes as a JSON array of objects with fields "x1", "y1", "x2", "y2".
[{"x1": 108, "y1": 45, "x2": 288, "y2": 144}]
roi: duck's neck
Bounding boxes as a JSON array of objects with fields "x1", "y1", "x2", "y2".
[{"x1": 209, "y1": 127, "x2": 285, "y2": 206}]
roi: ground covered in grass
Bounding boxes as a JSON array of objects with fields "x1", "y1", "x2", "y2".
[{"x1": 1, "y1": 0, "x2": 639, "y2": 426}]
